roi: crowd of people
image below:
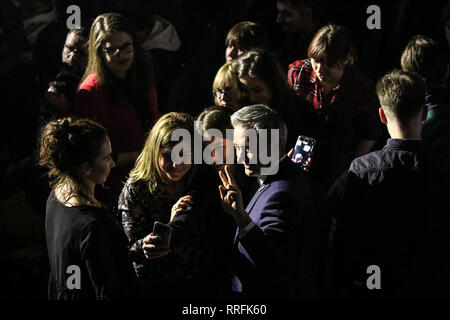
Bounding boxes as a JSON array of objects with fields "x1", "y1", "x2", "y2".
[{"x1": 1, "y1": 0, "x2": 450, "y2": 300}]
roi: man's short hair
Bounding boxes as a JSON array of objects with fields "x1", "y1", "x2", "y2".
[
  {"x1": 400, "y1": 35, "x2": 448, "y2": 89},
  {"x1": 231, "y1": 104, "x2": 287, "y2": 153},
  {"x1": 376, "y1": 70, "x2": 426, "y2": 123}
]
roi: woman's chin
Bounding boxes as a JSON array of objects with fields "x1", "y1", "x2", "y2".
[{"x1": 167, "y1": 173, "x2": 185, "y2": 182}]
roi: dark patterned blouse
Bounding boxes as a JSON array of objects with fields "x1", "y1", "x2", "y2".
[{"x1": 118, "y1": 177, "x2": 203, "y2": 293}]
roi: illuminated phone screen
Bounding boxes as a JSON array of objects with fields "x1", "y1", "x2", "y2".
[{"x1": 292, "y1": 136, "x2": 316, "y2": 167}]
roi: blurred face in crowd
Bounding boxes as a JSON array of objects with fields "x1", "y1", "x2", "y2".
[
  {"x1": 203, "y1": 135, "x2": 234, "y2": 172},
  {"x1": 158, "y1": 147, "x2": 192, "y2": 182},
  {"x1": 238, "y1": 76, "x2": 272, "y2": 105},
  {"x1": 445, "y1": 21, "x2": 450, "y2": 46},
  {"x1": 310, "y1": 58, "x2": 346, "y2": 87},
  {"x1": 276, "y1": 1, "x2": 314, "y2": 34},
  {"x1": 62, "y1": 32, "x2": 88, "y2": 74},
  {"x1": 102, "y1": 32, "x2": 134, "y2": 78},
  {"x1": 225, "y1": 39, "x2": 245, "y2": 62},
  {"x1": 213, "y1": 86, "x2": 239, "y2": 110}
]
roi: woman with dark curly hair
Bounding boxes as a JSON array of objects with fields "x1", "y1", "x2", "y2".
[{"x1": 40, "y1": 117, "x2": 136, "y2": 299}]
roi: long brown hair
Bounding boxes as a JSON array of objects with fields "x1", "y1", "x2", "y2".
[
  {"x1": 234, "y1": 49, "x2": 297, "y2": 119},
  {"x1": 307, "y1": 24, "x2": 357, "y2": 66},
  {"x1": 81, "y1": 13, "x2": 152, "y2": 95}
]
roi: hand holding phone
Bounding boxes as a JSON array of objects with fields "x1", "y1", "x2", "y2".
[
  {"x1": 290, "y1": 135, "x2": 316, "y2": 169},
  {"x1": 142, "y1": 222, "x2": 173, "y2": 259},
  {"x1": 151, "y1": 221, "x2": 173, "y2": 248}
]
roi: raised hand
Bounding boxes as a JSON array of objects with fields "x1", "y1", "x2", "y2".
[
  {"x1": 170, "y1": 195, "x2": 194, "y2": 222},
  {"x1": 288, "y1": 147, "x2": 312, "y2": 172},
  {"x1": 218, "y1": 165, "x2": 250, "y2": 228}
]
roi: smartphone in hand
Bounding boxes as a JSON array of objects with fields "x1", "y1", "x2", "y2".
[
  {"x1": 291, "y1": 135, "x2": 316, "y2": 168},
  {"x1": 152, "y1": 221, "x2": 173, "y2": 248}
]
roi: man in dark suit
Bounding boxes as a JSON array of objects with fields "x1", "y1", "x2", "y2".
[{"x1": 218, "y1": 104, "x2": 319, "y2": 299}]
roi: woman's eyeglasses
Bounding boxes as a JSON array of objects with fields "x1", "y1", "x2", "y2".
[
  {"x1": 212, "y1": 87, "x2": 233, "y2": 98},
  {"x1": 102, "y1": 42, "x2": 134, "y2": 56}
]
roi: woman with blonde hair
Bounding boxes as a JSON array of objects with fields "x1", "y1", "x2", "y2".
[
  {"x1": 212, "y1": 62, "x2": 247, "y2": 111},
  {"x1": 75, "y1": 12, "x2": 161, "y2": 210},
  {"x1": 118, "y1": 112, "x2": 232, "y2": 298},
  {"x1": 40, "y1": 117, "x2": 136, "y2": 299}
]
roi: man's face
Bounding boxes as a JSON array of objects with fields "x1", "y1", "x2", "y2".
[
  {"x1": 233, "y1": 126, "x2": 261, "y2": 177},
  {"x1": 62, "y1": 32, "x2": 88, "y2": 74},
  {"x1": 276, "y1": 1, "x2": 314, "y2": 34}
]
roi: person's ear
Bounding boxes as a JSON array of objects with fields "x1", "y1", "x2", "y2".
[
  {"x1": 421, "y1": 105, "x2": 428, "y2": 121},
  {"x1": 81, "y1": 162, "x2": 91, "y2": 176},
  {"x1": 379, "y1": 107, "x2": 388, "y2": 124}
]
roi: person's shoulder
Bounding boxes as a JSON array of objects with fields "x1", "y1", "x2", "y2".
[
  {"x1": 349, "y1": 149, "x2": 391, "y2": 176},
  {"x1": 289, "y1": 58, "x2": 312, "y2": 71},
  {"x1": 121, "y1": 177, "x2": 149, "y2": 197},
  {"x1": 78, "y1": 73, "x2": 100, "y2": 92}
]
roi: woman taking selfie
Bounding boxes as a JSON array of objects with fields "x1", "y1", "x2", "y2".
[
  {"x1": 75, "y1": 13, "x2": 161, "y2": 209},
  {"x1": 119, "y1": 112, "x2": 232, "y2": 299},
  {"x1": 40, "y1": 117, "x2": 136, "y2": 300}
]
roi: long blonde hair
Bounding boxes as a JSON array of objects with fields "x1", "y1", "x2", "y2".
[{"x1": 129, "y1": 112, "x2": 195, "y2": 192}]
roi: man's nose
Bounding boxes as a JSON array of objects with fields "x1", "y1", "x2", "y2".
[{"x1": 236, "y1": 148, "x2": 244, "y2": 163}]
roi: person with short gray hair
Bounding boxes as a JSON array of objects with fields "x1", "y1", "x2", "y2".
[
  {"x1": 230, "y1": 104, "x2": 288, "y2": 156},
  {"x1": 218, "y1": 104, "x2": 319, "y2": 299}
]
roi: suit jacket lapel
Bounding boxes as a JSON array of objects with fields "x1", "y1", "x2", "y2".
[
  {"x1": 245, "y1": 183, "x2": 270, "y2": 213},
  {"x1": 233, "y1": 182, "x2": 271, "y2": 244}
]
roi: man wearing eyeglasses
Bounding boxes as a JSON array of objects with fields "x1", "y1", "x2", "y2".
[{"x1": 61, "y1": 28, "x2": 88, "y2": 75}]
